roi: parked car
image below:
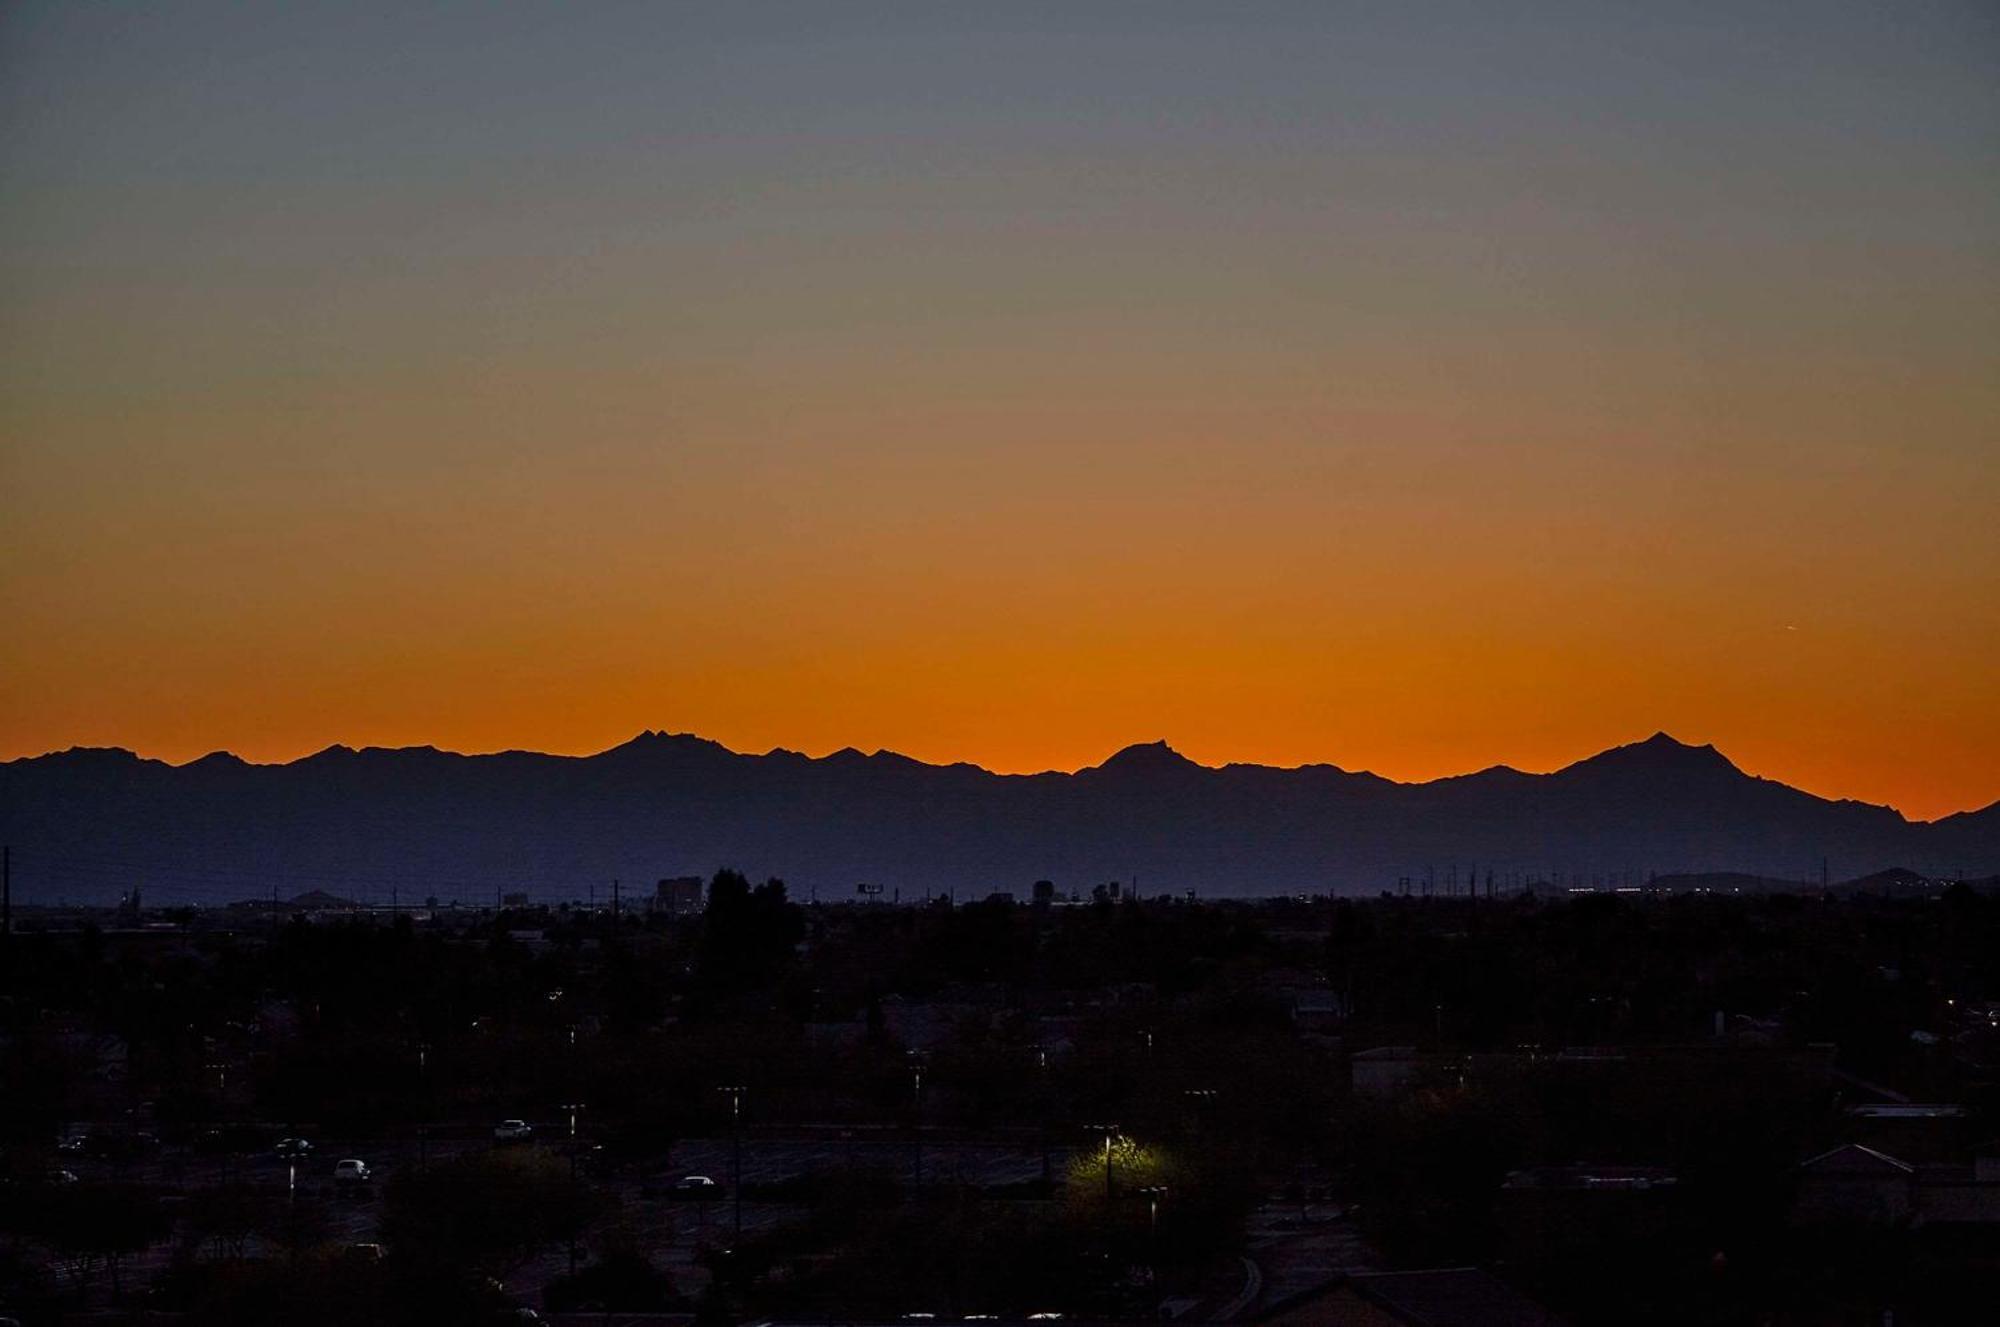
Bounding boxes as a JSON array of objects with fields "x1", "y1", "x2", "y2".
[
  {"x1": 672, "y1": 1173, "x2": 721, "y2": 1199},
  {"x1": 64, "y1": 1131, "x2": 158, "y2": 1163},
  {"x1": 333, "y1": 1158, "x2": 372, "y2": 1185},
  {"x1": 274, "y1": 1137, "x2": 314, "y2": 1160},
  {"x1": 493, "y1": 1119, "x2": 534, "y2": 1143}
]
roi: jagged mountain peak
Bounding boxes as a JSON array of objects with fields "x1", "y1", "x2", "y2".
[
  {"x1": 299, "y1": 743, "x2": 358, "y2": 762},
  {"x1": 1561, "y1": 731, "x2": 1742, "y2": 779},
  {"x1": 1091, "y1": 740, "x2": 1203, "y2": 775},
  {"x1": 601, "y1": 729, "x2": 733, "y2": 758},
  {"x1": 37, "y1": 745, "x2": 145, "y2": 765}
]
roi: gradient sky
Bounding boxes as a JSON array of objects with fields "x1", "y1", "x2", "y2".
[{"x1": 3, "y1": 2, "x2": 1996, "y2": 819}]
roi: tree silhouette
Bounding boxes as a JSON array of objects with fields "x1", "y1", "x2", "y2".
[{"x1": 698, "y1": 869, "x2": 805, "y2": 992}]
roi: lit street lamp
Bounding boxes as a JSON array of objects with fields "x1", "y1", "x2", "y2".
[
  {"x1": 1138, "y1": 1184, "x2": 1169, "y2": 1284},
  {"x1": 1084, "y1": 1123, "x2": 1120, "y2": 1200},
  {"x1": 562, "y1": 1101, "x2": 587, "y2": 1275}
]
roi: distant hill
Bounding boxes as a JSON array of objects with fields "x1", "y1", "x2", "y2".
[{"x1": 2, "y1": 730, "x2": 1996, "y2": 904}]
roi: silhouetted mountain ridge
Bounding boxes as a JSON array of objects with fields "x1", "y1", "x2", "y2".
[
  {"x1": 1560, "y1": 731, "x2": 1742, "y2": 779},
  {"x1": 3, "y1": 731, "x2": 1995, "y2": 903}
]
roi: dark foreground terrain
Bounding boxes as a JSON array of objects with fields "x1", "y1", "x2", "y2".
[{"x1": 4, "y1": 875, "x2": 1999, "y2": 1324}]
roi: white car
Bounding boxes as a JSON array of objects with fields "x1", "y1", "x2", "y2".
[
  {"x1": 333, "y1": 1158, "x2": 372, "y2": 1184},
  {"x1": 669, "y1": 1173, "x2": 723, "y2": 1200},
  {"x1": 493, "y1": 1119, "x2": 534, "y2": 1142}
]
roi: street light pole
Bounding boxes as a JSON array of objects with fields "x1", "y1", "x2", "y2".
[
  {"x1": 1139, "y1": 1185, "x2": 1168, "y2": 1288},
  {"x1": 1036, "y1": 1045, "x2": 1051, "y2": 1185},
  {"x1": 910, "y1": 1051, "x2": 927, "y2": 1195},
  {"x1": 718, "y1": 1085, "x2": 746, "y2": 1240},
  {"x1": 1084, "y1": 1123, "x2": 1120, "y2": 1201},
  {"x1": 562, "y1": 1102, "x2": 586, "y2": 1276},
  {"x1": 1182, "y1": 1088, "x2": 1216, "y2": 1151}
]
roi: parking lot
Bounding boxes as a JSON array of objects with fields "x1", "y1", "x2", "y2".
[{"x1": 36, "y1": 1127, "x2": 1071, "y2": 1299}]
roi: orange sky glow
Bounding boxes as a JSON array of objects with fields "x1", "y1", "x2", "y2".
[{"x1": 3, "y1": 4, "x2": 1995, "y2": 820}]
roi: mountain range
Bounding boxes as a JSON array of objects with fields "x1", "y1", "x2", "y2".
[{"x1": 3, "y1": 731, "x2": 1996, "y2": 905}]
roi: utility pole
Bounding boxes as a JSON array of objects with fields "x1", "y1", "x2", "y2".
[
  {"x1": 2, "y1": 844, "x2": 11, "y2": 944},
  {"x1": 612, "y1": 879, "x2": 620, "y2": 921}
]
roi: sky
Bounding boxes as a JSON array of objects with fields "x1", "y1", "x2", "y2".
[{"x1": 2, "y1": 2, "x2": 1996, "y2": 819}]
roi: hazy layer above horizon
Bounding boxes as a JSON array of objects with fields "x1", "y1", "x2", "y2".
[{"x1": 3, "y1": 2, "x2": 1996, "y2": 818}]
